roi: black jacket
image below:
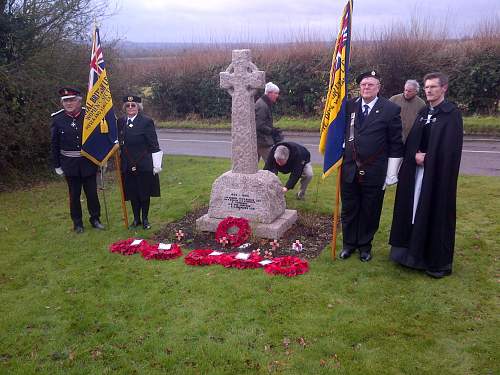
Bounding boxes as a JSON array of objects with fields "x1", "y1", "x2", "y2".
[
  {"x1": 50, "y1": 108, "x2": 98, "y2": 177},
  {"x1": 118, "y1": 114, "x2": 160, "y2": 173},
  {"x1": 264, "y1": 142, "x2": 311, "y2": 189},
  {"x1": 255, "y1": 95, "x2": 274, "y2": 147},
  {"x1": 341, "y1": 96, "x2": 404, "y2": 185}
]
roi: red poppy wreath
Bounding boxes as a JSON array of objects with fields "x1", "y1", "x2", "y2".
[
  {"x1": 215, "y1": 217, "x2": 251, "y2": 248},
  {"x1": 263, "y1": 256, "x2": 309, "y2": 277},
  {"x1": 141, "y1": 243, "x2": 183, "y2": 261},
  {"x1": 109, "y1": 238, "x2": 152, "y2": 256}
]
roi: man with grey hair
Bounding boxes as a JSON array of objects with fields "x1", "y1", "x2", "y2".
[
  {"x1": 264, "y1": 142, "x2": 313, "y2": 200},
  {"x1": 255, "y1": 82, "x2": 280, "y2": 162},
  {"x1": 50, "y1": 87, "x2": 104, "y2": 233},
  {"x1": 390, "y1": 80, "x2": 426, "y2": 141}
]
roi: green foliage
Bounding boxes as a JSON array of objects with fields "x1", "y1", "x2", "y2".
[
  {"x1": 0, "y1": 156, "x2": 499, "y2": 374},
  {"x1": 144, "y1": 37, "x2": 499, "y2": 120},
  {"x1": 0, "y1": 0, "x2": 116, "y2": 180},
  {"x1": 149, "y1": 64, "x2": 232, "y2": 119},
  {"x1": 450, "y1": 45, "x2": 500, "y2": 114}
]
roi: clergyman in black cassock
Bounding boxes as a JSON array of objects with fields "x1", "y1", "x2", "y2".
[
  {"x1": 339, "y1": 71, "x2": 404, "y2": 262},
  {"x1": 389, "y1": 72, "x2": 463, "y2": 278}
]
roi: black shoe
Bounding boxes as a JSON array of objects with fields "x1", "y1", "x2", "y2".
[
  {"x1": 339, "y1": 248, "x2": 355, "y2": 259},
  {"x1": 74, "y1": 225, "x2": 84, "y2": 234},
  {"x1": 359, "y1": 250, "x2": 372, "y2": 262},
  {"x1": 425, "y1": 269, "x2": 452, "y2": 279},
  {"x1": 130, "y1": 219, "x2": 141, "y2": 228},
  {"x1": 90, "y1": 219, "x2": 105, "y2": 230},
  {"x1": 142, "y1": 219, "x2": 151, "y2": 230}
]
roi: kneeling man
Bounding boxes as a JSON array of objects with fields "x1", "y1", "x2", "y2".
[{"x1": 264, "y1": 142, "x2": 313, "y2": 200}]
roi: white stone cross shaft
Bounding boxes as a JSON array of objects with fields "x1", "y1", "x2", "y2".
[{"x1": 220, "y1": 49, "x2": 265, "y2": 174}]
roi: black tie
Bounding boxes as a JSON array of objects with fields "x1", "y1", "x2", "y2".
[
  {"x1": 127, "y1": 118, "x2": 133, "y2": 127},
  {"x1": 360, "y1": 104, "x2": 369, "y2": 124}
]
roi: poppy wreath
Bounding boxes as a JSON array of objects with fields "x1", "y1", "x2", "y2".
[
  {"x1": 263, "y1": 256, "x2": 309, "y2": 277},
  {"x1": 141, "y1": 243, "x2": 183, "y2": 261},
  {"x1": 215, "y1": 217, "x2": 251, "y2": 248},
  {"x1": 184, "y1": 249, "x2": 223, "y2": 266},
  {"x1": 222, "y1": 252, "x2": 264, "y2": 269},
  {"x1": 109, "y1": 238, "x2": 152, "y2": 256}
]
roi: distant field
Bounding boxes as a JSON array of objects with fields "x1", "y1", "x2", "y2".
[{"x1": 157, "y1": 115, "x2": 500, "y2": 135}]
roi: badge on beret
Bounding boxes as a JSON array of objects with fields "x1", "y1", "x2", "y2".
[{"x1": 128, "y1": 96, "x2": 133, "y2": 102}]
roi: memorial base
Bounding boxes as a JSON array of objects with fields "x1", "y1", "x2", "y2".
[{"x1": 196, "y1": 209, "x2": 297, "y2": 239}]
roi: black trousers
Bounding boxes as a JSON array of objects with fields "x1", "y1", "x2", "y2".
[
  {"x1": 341, "y1": 179, "x2": 385, "y2": 253},
  {"x1": 65, "y1": 175, "x2": 100, "y2": 226}
]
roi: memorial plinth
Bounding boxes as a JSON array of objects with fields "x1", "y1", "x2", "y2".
[{"x1": 195, "y1": 49, "x2": 296, "y2": 239}]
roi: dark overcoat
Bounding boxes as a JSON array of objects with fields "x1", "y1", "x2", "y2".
[
  {"x1": 389, "y1": 101, "x2": 463, "y2": 271},
  {"x1": 255, "y1": 95, "x2": 274, "y2": 147},
  {"x1": 117, "y1": 113, "x2": 161, "y2": 199}
]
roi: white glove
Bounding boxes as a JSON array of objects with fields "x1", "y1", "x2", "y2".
[
  {"x1": 383, "y1": 157, "x2": 403, "y2": 190},
  {"x1": 152, "y1": 150, "x2": 163, "y2": 175},
  {"x1": 55, "y1": 167, "x2": 64, "y2": 176}
]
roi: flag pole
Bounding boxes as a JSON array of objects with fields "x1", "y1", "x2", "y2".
[
  {"x1": 114, "y1": 152, "x2": 129, "y2": 228},
  {"x1": 100, "y1": 166, "x2": 110, "y2": 227},
  {"x1": 331, "y1": 168, "x2": 342, "y2": 260}
]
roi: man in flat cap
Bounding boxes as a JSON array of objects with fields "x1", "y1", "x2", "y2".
[
  {"x1": 50, "y1": 87, "x2": 104, "y2": 233},
  {"x1": 339, "y1": 71, "x2": 404, "y2": 262},
  {"x1": 255, "y1": 82, "x2": 281, "y2": 162}
]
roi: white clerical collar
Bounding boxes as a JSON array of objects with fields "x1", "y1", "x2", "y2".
[
  {"x1": 362, "y1": 97, "x2": 378, "y2": 111},
  {"x1": 128, "y1": 114, "x2": 138, "y2": 122}
]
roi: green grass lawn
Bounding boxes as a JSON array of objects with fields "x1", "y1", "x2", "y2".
[
  {"x1": 1, "y1": 156, "x2": 498, "y2": 374},
  {"x1": 157, "y1": 115, "x2": 500, "y2": 136}
]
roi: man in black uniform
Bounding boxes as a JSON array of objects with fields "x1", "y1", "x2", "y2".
[
  {"x1": 339, "y1": 71, "x2": 404, "y2": 262},
  {"x1": 264, "y1": 142, "x2": 313, "y2": 200},
  {"x1": 51, "y1": 87, "x2": 104, "y2": 233}
]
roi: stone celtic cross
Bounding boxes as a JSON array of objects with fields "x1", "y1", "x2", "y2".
[{"x1": 220, "y1": 49, "x2": 265, "y2": 174}]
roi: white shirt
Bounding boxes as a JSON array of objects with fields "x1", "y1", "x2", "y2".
[
  {"x1": 127, "y1": 114, "x2": 138, "y2": 123},
  {"x1": 361, "y1": 97, "x2": 378, "y2": 116}
]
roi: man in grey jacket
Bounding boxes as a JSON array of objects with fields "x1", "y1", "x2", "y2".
[{"x1": 255, "y1": 82, "x2": 280, "y2": 161}]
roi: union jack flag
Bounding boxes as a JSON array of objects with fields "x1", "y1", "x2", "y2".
[
  {"x1": 81, "y1": 25, "x2": 119, "y2": 166},
  {"x1": 319, "y1": 0, "x2": 353, "y2": 178}
]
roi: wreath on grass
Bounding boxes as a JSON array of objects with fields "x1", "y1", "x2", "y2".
[
  {"x1": 109, "y1": 238, "x2": 151, "y2": 256},
  {"x1": 215, "y1": 217, "x2": 251, "y2": 248},
  {"x1": 263, "y1": 256, "x2": 309, "y2": 277},
  {"x1": 184, "y1": 249, "x2": 223, "y2": 266},
  {"x1": 141, "y1": 243, "x2": 183, "y2": 261}
]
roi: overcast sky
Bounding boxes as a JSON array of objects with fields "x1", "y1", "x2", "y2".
[{"x1": 101, "y1": 0, "x2": 499, "y2": 43}]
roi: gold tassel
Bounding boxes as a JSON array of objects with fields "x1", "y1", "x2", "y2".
[{"x1": 100, "y1": 118, "x2": 109, "y2": 133}]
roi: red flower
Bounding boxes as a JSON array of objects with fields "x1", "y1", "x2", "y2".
[
  {"x1": 264, "y1": 256, "x2": 309, "y2": 277},
  {"x1": 215, "y1": 217, "x2": 251, "y2": 248},
  {"x1": 141, "y1": 243, "x2": 183, "y2": 260}
]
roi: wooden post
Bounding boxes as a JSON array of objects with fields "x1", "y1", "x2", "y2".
[
  {"x1": 114, "y1": 152, "x2": 128, "y2": 228},
  {"x1": 331, "y1": 168, "x2": 342, "y2": 260}
]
